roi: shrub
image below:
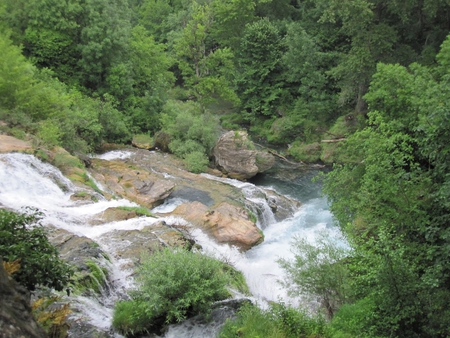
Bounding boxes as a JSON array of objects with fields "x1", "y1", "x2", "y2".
[
  {"x1": 184, "y1": 150, "x2": 209, "y2": 173},
  {"x1": 113, "y1": 300, "x2": 158, "y2": 336},
  {"x1": 0, "y1": 208, "x2": 73, "y2": 291},
  {"x1": 219, "y1": 302, "x2": 330, "y2": 338},
  {"x1": 160, "y1": 99, "x2": 219, "y2": 158},
  {"x1": 113, "y1": 248, "x2": 231, "y2": 335},
  {"x1": 36, "y1": 119, "x2": 62, "y2": 147}
]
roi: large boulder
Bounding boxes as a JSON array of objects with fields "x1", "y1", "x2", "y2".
[
  {"x1": 171, "y1": 201, "x2": 263, "y2": 251},
  {"x1": 90, "y1": 158, "x2": 175, "y2": 208},
  {"x1": 213, "y1": 131, "x2": 275, "y2": 180}
]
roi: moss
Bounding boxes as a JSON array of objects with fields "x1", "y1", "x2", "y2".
[
  {"x1": 117, "y1": 206, "x2": 156, "y2": 217},
  {"x1": 132, "y1": 134, "x2": 154, "y2": 149},
  {"x1": 222, "y1": 264, "x2": 251, "y2": 295},
  {"x1": 35, "y1": 149, "x2": 49, "y2": 162},
  {"x1": 73, "y1": 260, "x2": 109, "y2": 295},
  {"x1": 288, "y1": 141, "x2": 322, "y2": 163},
  {"x1": 53, "y1": 152, "x2": 83, "y2": 169},
  {"x1": 247, "y1": 210, "x2": 257, "y2": 224}
]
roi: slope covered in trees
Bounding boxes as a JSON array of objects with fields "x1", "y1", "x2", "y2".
[{"x1": 1, "y1": 0, "x2": 450, "y2": 336}]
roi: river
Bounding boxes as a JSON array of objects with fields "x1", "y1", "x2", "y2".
[{"x1": 0, "y1": 151, "x2": 342, "y2": 337}]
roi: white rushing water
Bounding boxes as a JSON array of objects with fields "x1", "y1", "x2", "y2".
[{"x1": 0, "y1": 151, "x2": 344, "y2": 337}]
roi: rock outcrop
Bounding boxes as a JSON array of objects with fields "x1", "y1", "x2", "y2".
[
  {"x1": 90, "y1": 158, "x2": 175, "y2": 208},
  {"x1": 171, "y1": 201, "x2": 263, "y2": 250},
  {"x1": 0, "y1": 135, "x2": 32, "y2": 153},
  {"x1": 213, "y1": 131, "x2": 275, "y2": 180},
  {"x1": 0, "y1": 258, "x2": 46, "y2": 338}
]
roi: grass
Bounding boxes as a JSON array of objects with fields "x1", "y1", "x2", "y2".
[{"x1": 117, "y1": 206, "x2": 156, "y2": 217}]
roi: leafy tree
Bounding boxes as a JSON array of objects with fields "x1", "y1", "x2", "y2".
[
  {"x1": 78, "y1": 0, "x2": 132, "y2": 93},
  {"x1": 236, "y1": 18, "x2": 285, "y2": 121},
  {"x1": 172, "y1": 2, "x2": 239, "y2": 106},
  {"x1": 323, "y1": 40, "x2": 450, "y2": 336},
  {"x1": 278, "y1": 234, "x2": 351, "y2": 319},
  {"x1": 0, "y1": 209, "x2": 73, "y2": 292}
]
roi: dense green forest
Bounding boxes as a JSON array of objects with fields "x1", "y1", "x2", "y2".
[{"x1": 2, "y1": 0, "x2": 450, "y2": 337}]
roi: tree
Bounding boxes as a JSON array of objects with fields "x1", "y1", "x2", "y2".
[
  {"x1": 278, "y1": 234, "x2": 351, "y2": 319},
  {"x1": 0, "y1": 209, "x2": 73, "y2": 292},
  {"x1": 78, "y1": 0, "x2": 132, "y2": 93},
  {"x1": 172, "y1": 2, "x2": 239, "y2": 106},
  {"x1": 236, "y1": 18, "x2": 285, "y2": 121},
  {"x1": 323, "y1": 43, "x2": 450, "y2": 335}
]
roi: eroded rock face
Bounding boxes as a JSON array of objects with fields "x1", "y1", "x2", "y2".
[
  {"x1": 213, "y1": 131, "x2": 275, "y2": 180},
  {"x1": 100, "y1": 221, "x2": 193, "y2": 269},
  {"x1": 90, "y1": 158, "x2": 175, "y2": 208},
  {"x1": 0, "y1": 258, "x2": 46, "y2": 338},
  {"x1": 171, "y1": 201, "x2": 263, "y2": 250}
]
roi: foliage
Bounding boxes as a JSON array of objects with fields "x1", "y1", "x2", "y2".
[
  {"x1": 236, "y1": 18, "x2": 285, "y2": 121},
  {"x1": 113, "y1": 300, "x2": 154, "y2": 337},
  {"x1": 32, "y1": 297, "x2": 71, "y2": 338},
  {"x1": 219, "y1": 302, "x2": 330, "y2": 338},
  {"x1": 172, "y1": 2, "x2": 239, "y2": 106},
  {"x1": 112, "y1": 248, "x2": 231, "y2": 335},
  {"x1": 323, "y1": 42, "x2": 450, "y2": 336},
  {"x1": 0, "y1": 208, "x2": 73, "y2": 291},
  {"x1": 183, "y1": 150, "x2": 209, "y2": 174},
  {"x1": 160, "y1": 100, "x2": 219, "y2": 172},
  {"x1": 278, "y1": 233, "x2": 351, "y2": 319}
]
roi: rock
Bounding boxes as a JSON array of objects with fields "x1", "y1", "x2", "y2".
[
  {"x1": 0, "y1": 135, "x2": 32, "y2": 153},
  {"x1": 213, "y1": 131, "x2": 275, "y2": 180},
  {"x1": 98, "y1": 221, "x2": 193, "y2": 269},
  {"x1": 47, "y1": 227, "x2": 107, "y2": 271},
  {"x1": 172, "y1": 201, "x2": 263, "y2": 251},
  {"x1": 131, "y1": 135, "x2": 155, "y2": 150},
  {"x1": 90, "y1": 159, "x2": 175, "y2": 208},
  {"x1": 90, "y1": 207, "x2": 140, "y2": 225},
  {"x1": 0, "y1": 258, "x2": 46, "y2": 338}
]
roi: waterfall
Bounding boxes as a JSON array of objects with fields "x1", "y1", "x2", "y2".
[{"x1": 0, "y1": 151, "x2": 345, "y2": 337}]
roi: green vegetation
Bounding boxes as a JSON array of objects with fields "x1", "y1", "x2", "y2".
[
  {"x1": 278, "y1": 234, "x2": 351, "y2": 319},
  {"x1": 112, "y1": 248, "x2": 242, "y2": 336},
  {"x1": 220, "y1": 302, "x2": 329, "y2": 338},
  {"x1": 117, "y1": 206, "x2": 155, "y2": 217},
  {"x1": 2, "y1": 0, "x2": 450, "y2": 335},
  {"x1": 0, "y1": 208, "x2": 73, "y2": 291},
  {"x1": 322, "y1": 39, "x2": 450, "y2": 337}
]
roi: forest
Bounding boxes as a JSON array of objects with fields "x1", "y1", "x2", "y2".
[{"x1": 1, "y1": 0, "x2": 450, "y2": 337}]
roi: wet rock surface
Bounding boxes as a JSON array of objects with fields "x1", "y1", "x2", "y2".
[{"x1": 171, "y1": 201, "x2": 263, "y2": 250}]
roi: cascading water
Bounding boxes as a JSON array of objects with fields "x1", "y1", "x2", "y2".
[{"x1": 0, "y1": 150, "x2": 344, "y2": 337}]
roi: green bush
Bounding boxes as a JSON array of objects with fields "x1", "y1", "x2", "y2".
[
  {"x1": 36, "y1": 119, "x2": 62, "y2": 147},
  {"x1": 113, "y1": 300, "x2": 159, "y2": 336},
  {"x1": 183, "y1": 150, "x2": 209, "y2": 173},
  {"x1": 113, "y1": 248, "x2": 231, "y2": 335},
  {"x1": 219, "y1": 302, "x2": 330, "y2": 338},
  {"x1": 160, "y1": 99, "x2": 219, "y2": 156},
  {"x1": 169, "y1": 139, "x2": 206, "y2": 158},
  {"x1": 0, "y1": 208, "x2": 73, "y2": 291},
  {"x1": 329, "y1": 299, "x2": 377, "y2": 338}
]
